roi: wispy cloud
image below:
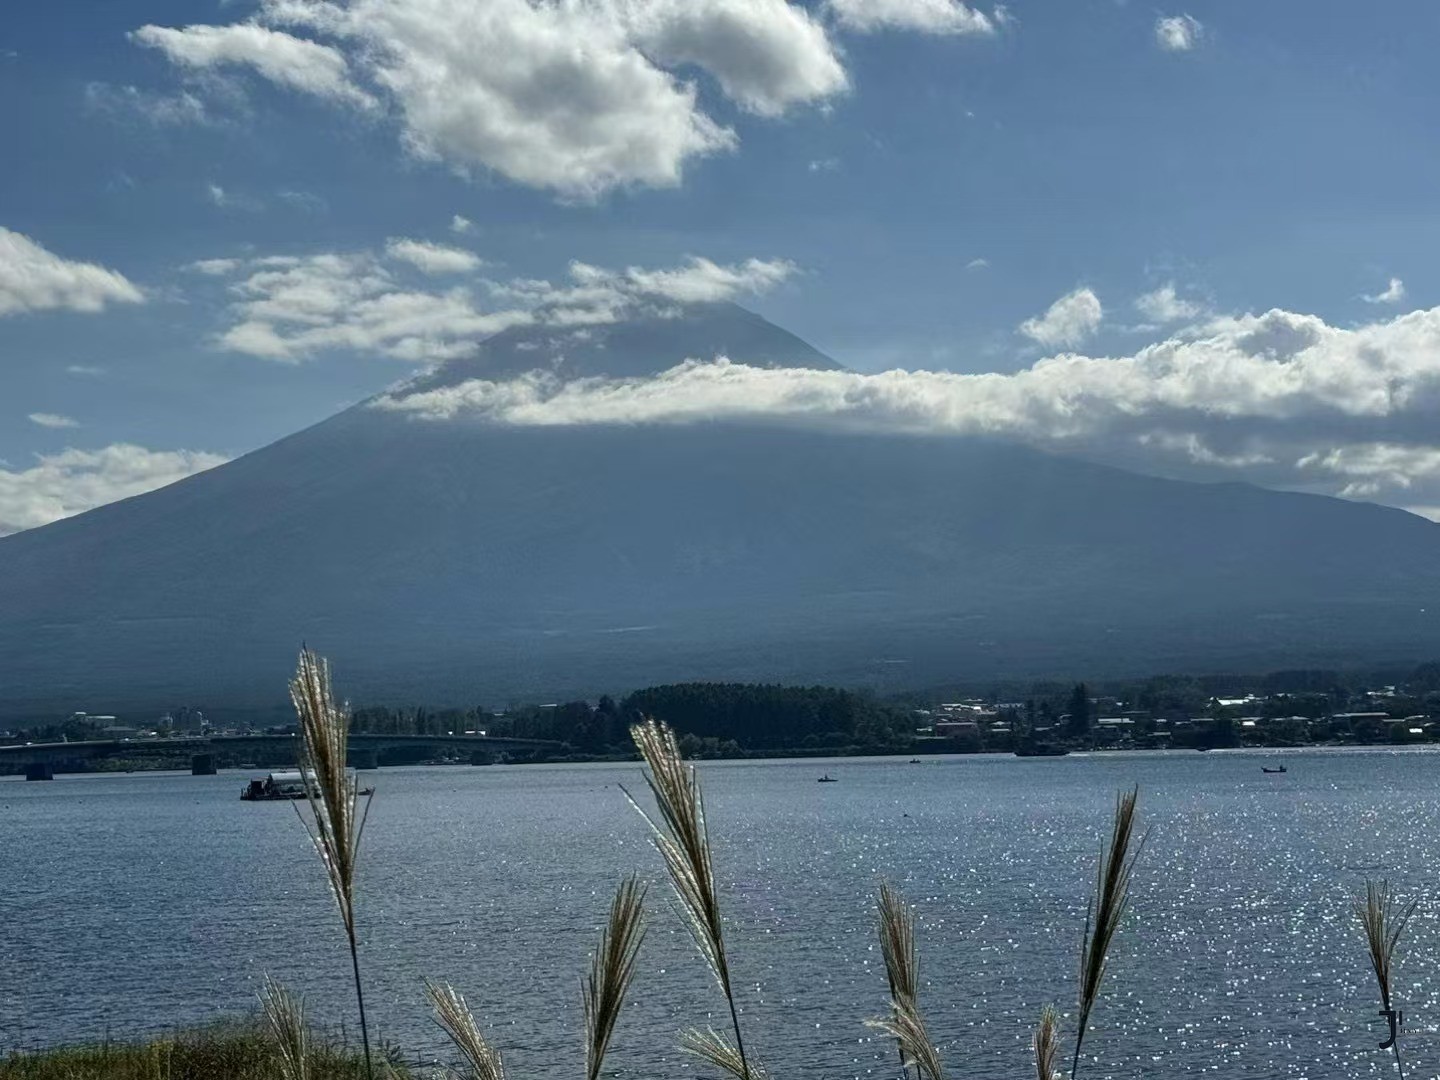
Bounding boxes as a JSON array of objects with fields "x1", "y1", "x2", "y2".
[
  {"x1": 189, "y1": 257, "x2": 243, "y2": 276},
  {"x1": 1134, "y1": 282, "x2": 1202, "y2": 323},
  {"x1": 1018, "y1": 287, "x2": 1102, "y2": 347},
  {"x1": 129, "y1": 22, "x2": 376, "y2": 109},
  {"x1": 829, "y1": 0, "x2": 997, "y2": 35},
  {"x1": 200, "y1": 247, "x2": 796, "y2": 363},
  {"x1": 1364, "y1": 277, "x2": 1406, "y2": 305},
  {"x1": 0, "y1": 444, "x2": 227, "y2": 536},
  {"x1": 205, "y1": 183, "x2": 263, "y2": 211},
  {"x1": 28, "y1": 413, "x2": 79, "y2": 429},
  {"x1": 385, "y1": 238, "x2": 483, "y2": 275},
  {"x1": 83, "y1": 82, "x2": 211, "y2": 126},
  {"x1": 278, "y1": 189, "x2": 328, "y2": 213},
  {"x1": 0, "y1": 226, "x2": 144, "y2": 317},
  {"x1": 1155, "y1": 14, "x2": 1203, "y2": 52},
  {"x1": 450, "y1": 215, "x2": 474, "y2": 235},
  {"x1": 374, "y1": 302, "x2": 1440, "y2": 515}
]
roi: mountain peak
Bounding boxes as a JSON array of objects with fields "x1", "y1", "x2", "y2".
[{"x1": 407, "y1": 301, "x2": 842, "y2": 392}]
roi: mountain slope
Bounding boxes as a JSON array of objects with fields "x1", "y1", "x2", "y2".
[{"x1": 2, "y1": 304, "x2": 1439, "y2": 716}]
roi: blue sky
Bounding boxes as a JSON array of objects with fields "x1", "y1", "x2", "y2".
[{"x1": 4, "y1": 0, "x2": 1440, "y2": 533}]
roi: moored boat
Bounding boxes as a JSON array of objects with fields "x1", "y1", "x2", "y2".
[
  {"x1": 1014, "y1": 744, "x2": 1069, "y2": 757},
  {"x1": 241, "y1": 769, "x2": 374, "y2": 800}
]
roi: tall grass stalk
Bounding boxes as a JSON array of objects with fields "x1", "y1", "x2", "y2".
[
  {"x1": 622, "y1": 718, "x2": 758, "y2": 1080},
  {"x1": 261, "y1": 976, "x2": 309, "y2": 1080},
  {"x1": 291, "y1": 648, "x2": 375, "y2": 1080},
  {"x1": 1032, "y1": 1005, "x2": 1060, "y2": 1080},
  {"x1": 583, "y1": 876, "x2": 649, "y2": 1080},
  {"x1": 425, "y1": 981, "x2": 505, "y2": 1080},
  {"x1": 1357, "y1": 879, "x2": 1418, "y2": 1080},
  {"x1": 870, "y1": 882, "x2": 943, "y2": 1080},
  {"x1": 1071, "y1": 786, "x2": 1145, "y2": 1080}
]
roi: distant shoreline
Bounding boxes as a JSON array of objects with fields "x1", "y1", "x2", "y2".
[{"x1": 4, "y1": 736, "x2": 1434, "y2": 779}]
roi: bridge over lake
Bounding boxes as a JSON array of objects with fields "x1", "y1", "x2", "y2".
[{"x1": 0, "y1": 732, "x2": 561, "y2": 780}]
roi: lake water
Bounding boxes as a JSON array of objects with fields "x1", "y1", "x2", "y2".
[{"x1": 4, "y1": 748, "x2": 1440, "y2": 1078}]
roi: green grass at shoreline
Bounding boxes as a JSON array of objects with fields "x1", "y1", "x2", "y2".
[{"x1": 0, "y1": 1021, "x2": 407, "y2": 1080}]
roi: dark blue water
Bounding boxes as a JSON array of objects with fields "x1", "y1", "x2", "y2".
[{"x1": 4, "y1": 748, "x2": 1439, "y2": 1078}]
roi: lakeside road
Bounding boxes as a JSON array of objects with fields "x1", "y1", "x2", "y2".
[{"x1": 4, "y1": 748, "x2": 1438, "y2": 1078}]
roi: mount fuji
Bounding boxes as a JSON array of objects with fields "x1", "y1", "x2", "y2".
[{"x1": 3, "y1": 302, "x2": 1439, "y2": 718}]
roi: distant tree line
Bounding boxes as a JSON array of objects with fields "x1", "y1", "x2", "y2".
[
  {"x1": 620, "y1": 683, "x2": 912, "y2": 752},
  {"x1": 13, "y1": 658, "x2": 1440, "y2": 756},
  {"x1": 346, "y1": 683, "x2": 912, "y2": 756}
]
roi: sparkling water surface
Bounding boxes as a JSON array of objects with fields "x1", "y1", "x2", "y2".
[{"x1": 4, "y1": 748, "x2": 1440, "y2": 1078}]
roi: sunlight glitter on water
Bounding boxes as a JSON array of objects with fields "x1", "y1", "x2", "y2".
[{"x1": 3, "y1": 748, "x2": 1439, "y2": 1079}]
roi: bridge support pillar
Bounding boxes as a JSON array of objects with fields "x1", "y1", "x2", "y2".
[
  {"x1": 25, "y1": 762, "x2": 54, "y2": 781},
  {"x1": 349, "y1": 748, "x2": 379, "y2": 770},
  {"x1": 191, "y1": 754, "x2": 217, "y2": 776}
]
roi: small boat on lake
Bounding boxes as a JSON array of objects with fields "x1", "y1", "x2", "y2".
[
  {"x1": 908, "y1": 758, "x2": 922, "y2": 764},
  {"x1": 241, "y1": 769, "x2": 374, "y2": 800},
  {"x1": 817, "y1": 774, "x2": 838, "y2": 783},
  {"x1": 1262, "y1": 765, "x2": 1287, "y2": 774},
  {"x1": 1015, "y1": 744, "x2": 1069, "y2": 758}
]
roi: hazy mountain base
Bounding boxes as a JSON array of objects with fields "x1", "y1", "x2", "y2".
[{"x1": 3, "y1": 419, "x2": 1437, "y2": 721}]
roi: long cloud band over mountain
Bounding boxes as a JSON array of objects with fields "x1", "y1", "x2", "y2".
[{"x1": 374, "y1": 303, "x2": 1440, "y2": 518}]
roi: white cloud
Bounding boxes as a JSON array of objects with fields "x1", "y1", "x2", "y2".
[
  {"x1": 385, "y1": 237, "x2": 483, "y2": 274},
  {"x1": 277, "y1": 0, "x2": 741, "y2": 197},
  {"x1": 598, "y1": 255, "x2": 797, "y2": 303},
  {"x1": 808, "y1": 157, "x2": 839, "y2": 172},
  {"x1": 130, "y1": 22, "x2": 375, "y2": 108},
  {"x1": 204, "y1": 183, "x2": 265, "y2": 211},
  {"x1": 278, "y1": 189, "x2": 328, "y2": 213},
  {"x1": 1155, "y1": 14, "x2": 1202, "y2": 52},
  {"x1": 965, "y1": 257, "x2": 989, "y2": 271},
  {"x1": 0, "y1": 445, "x2": 228, "y2": 536},
  {"x1": 216, "y1": 251, "x2": 518, "y2": 362},
  {"x1": 1134, "y1": 282, "x2": 1201, "y2": 323},
  {"x1": 1296, "y1": 443, "x2": 1440, "y2": 500},
  {"x1": 450, "y1": 214, "x2": 473, "y2": 234},
  {"x1": 83, "y1": 82, "x2": 211, "y2": 125},
  {"x1": 373, "y1": 302, "x2": 1440, "y2": 515},
  {"x1": 1018, "y1": 287, "x2": 1103, "y2": 347},
  {"x1": 66, "y1": 365, "x2": 106, "y2": 377},
  {"x1": 0, "y1": 227, "x2": 145, "y2": 317},
  {"x1": 202, "y1": 245, "x2": 793, "y2": 362},
  {"x1": 28, "y1": 413, "x2": 80, "y2": 429},
  {"x1": 190, "y1": 257, "x2": 243, "y2": 275},
  {"x1": 1364, "y1": 277, "x2": 1406, "y2": 305},
  {"x1": 828, "y1": 0, "x2": 995, "y2": 34},
  {"x1": 620, "y1": 0, "x2": 848, "y2": 117},
  {"x1": 130, "y1": 0, "x2": 870, "y2": 197}
]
